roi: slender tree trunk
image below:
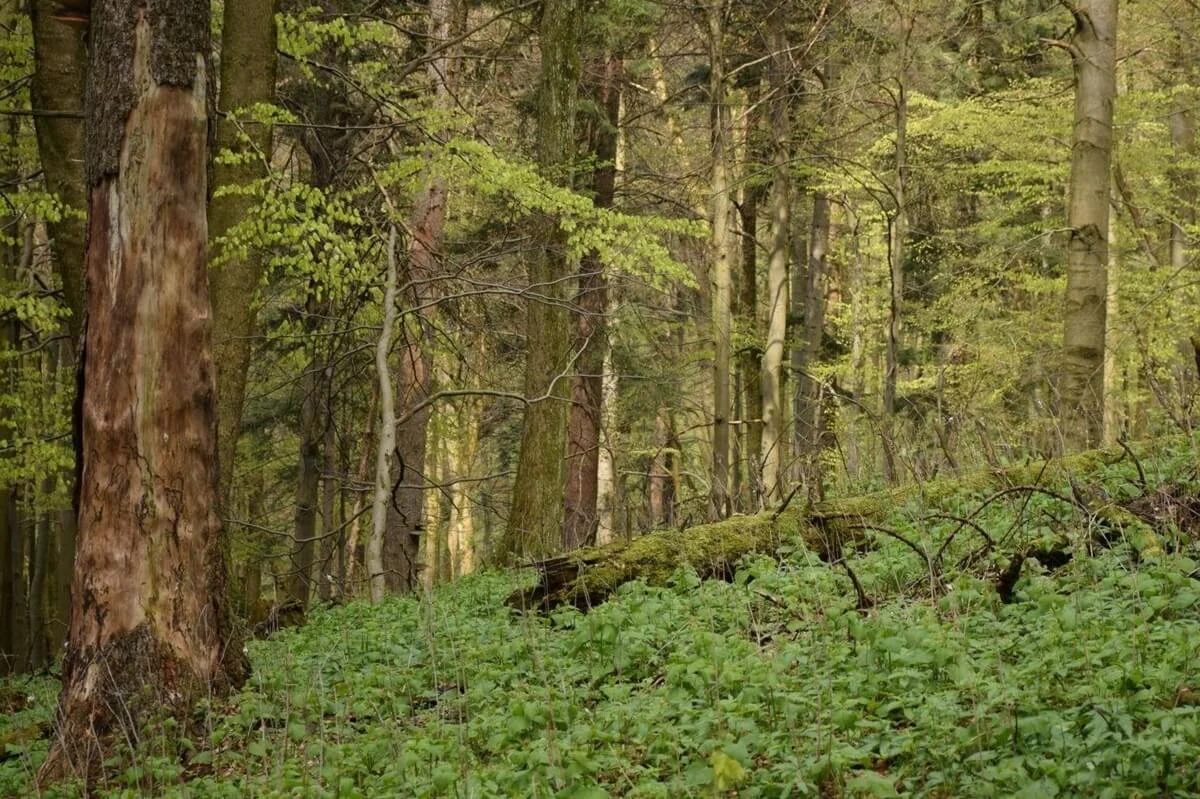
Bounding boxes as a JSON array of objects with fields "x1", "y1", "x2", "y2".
[
  {"x1": 1060, "y1": 0, "x2": 1117, "y2": 451},
  {"x1": 707, "y1": 0, "x2": 733, "y2": 520},
  {"x1": 797, "y1": 191, "x2": 830, "y2": 494},
  {"x1": 1103, "y1": 207, "x2": 1122, "y2": 445},
  {"x1": 209, "y1": 0, "x2": 280, "y2": 508},
  {"x1": 317, "y1": 407, "x2": 337, "y2": 601},
  {"x1": 596, "y1": 326, "x2": 619, "y2": 544},
  {"x1": 761, "y1": 26, "x2": 792, "y2": 503},
  {"x1": 738, "y1": 184, "x2": 763, "y2": 507},
  {"x1": 344, "y1": 386, "x2": 377, "y2": 592},
  {"x1": 384, "y1": 0, "x2": 459, "y2": 593},
  {"x1": 1168, "y1": 78, "x2": 1194, "y2": 271},
  {"x1": 29, "y1": 477, "x2": 53, "y2": 671},
  {"x1": 883, "y1": 27, "x2": 910, "y2": 484},
  {"x1": 0, "y1": 107, "x2": 17, "y2": 675},
  {"x1": 40, "y1": 2, "x2": 245, "y2": 782},
  {"x1": 29, "y1": 0, "x2": 87, "y2": 342},
  {"x1": 288, "y1": 334, "x2": 323, "y2": 607},
  {"x1": 368, "y1": 228, "x2": 400, "y2": 603},
  {"x1": 504, "y1": 0, "x2": 580, "y2": 559},
  {"x1": 563, "y1": 54, "x2": 621, "y2": 551},
  {"x1": 648, "y1": 407, "x2": 672, "y2": 527}
]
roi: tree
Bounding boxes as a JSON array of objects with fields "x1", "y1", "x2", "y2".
[
  {"x1": 384, "y1": 0, "x2": 461, "y2": 591},
  {"x1": 1059, "y1": 0, "x2": 1118, "y2": 451},
  {"x1": 707, "y1": 0, "x2": 734, "y2": 520},
  {"x1": 502, "y1": 0, "x2": 581, "y2": 559},
  {"x1": 29, "y1": 0, "x2": 86, "y2": 341},
  {"x1": 209, "y1": 0, "x2": 280, "y2": 510},
  {"x1": 563, "y1": 52, "x2": 622, "y2": 551},
  {"x1": 760, "y1": 21, "x2": 792, "y2": 503},
  {"x1": 39, "y1": 0, "x2": 245, "y2": 782}
]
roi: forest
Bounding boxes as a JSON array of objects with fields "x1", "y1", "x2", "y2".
[{"x1": 3, "y1": 0, "x2": 1200, "y2": 795}]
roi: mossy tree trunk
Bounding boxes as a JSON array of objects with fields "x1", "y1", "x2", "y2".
[
  {"x1": 511, "y1": 439, "x2": 1170, "y2": 612},
  {"x1": 39, "y1": 0, "x2": 246, "y2": 784},
  {"x1": 29, "y1": 0, "x2": 87, "y2": 342},
  {"x1": 503, "y1": 0, "x2": 580, "y2": 560},
  {"x1": 209, "y1": 0, "x2": 280, "y2": 511}
]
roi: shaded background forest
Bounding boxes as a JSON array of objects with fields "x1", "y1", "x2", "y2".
[{"x1": 1, "y1": 0, "x2": 1198, "y2": 673}]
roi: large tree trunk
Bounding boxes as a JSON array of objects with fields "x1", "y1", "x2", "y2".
[
  {"x1": 707, "y1": 0, "x2": 734, "y2": 520},
  {"x1": 209, "y1": 0, "x2": 280, "y2": 509},
  {"x1": 39, "y1": 1, "x2": 245, "y2": 783},
  {"x1": 761, "y1": 24, "x2": 792, "y2": 504},
  {"x1": 563, "y1": 54, "x2": 621, "y2": 552},
  {"x1": 503, "y1": 0, "x2": 580, "y2": 559},
  {"x1": 1060, "y1": 0, "x2": 1117, "y2": 451}
]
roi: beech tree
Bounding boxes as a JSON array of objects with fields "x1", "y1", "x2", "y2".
[
  {"x1": 502, "y1": 0, "x2": 581, "y2": 559},
  {"x1": 38, "y1": 0, "x2": 245, "y2": 782},
  {"x1": 1059, "y1": 0, "x2": 1118, "y2": 450}
]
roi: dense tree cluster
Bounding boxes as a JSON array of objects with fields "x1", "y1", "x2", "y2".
[{"x1": 0, "y1": 0, "x2": 1197, "y2": 783}]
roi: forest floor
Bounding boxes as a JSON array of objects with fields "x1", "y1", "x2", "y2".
[{"x1": 6, "y1": 444, "x2": 1200, "y2": 797}]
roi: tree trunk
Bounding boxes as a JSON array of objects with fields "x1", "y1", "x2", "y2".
[
  {"x1": 317, "y1": 406, "x2": 337, "y2": 601},
  {"x1": 1060, "y1": 0, "x2": 1117, "y2": 451},
  {"x1": 883, "y1": 24, "x2": 910, "y2": 484},
  {"x1": 761, "y1": 25, "x2": 792, "y2": 503},
  {"x1": 29, "y1": 0, "x2": 87, "y2": 343},
  {"x1": 503, "y1": 0, "x2": 580, "y2": 559},
  {"x1": 209, "y1": 0, "x2": 280, "y2": 509},
  {"x1": 368, "y1": 227, "x2": 400, "y2": 603},
  {"x1": 0, "y1": 106, "x2": 18, "y2": 676},
  {"x1": 29, "y1": 478, "x2": 53, "y2": 671},
  {"x1": 384, "y1": 0, "x2": 460, "y2": 588},
  {"x1": 39, "y1": 1, "x2": 246, "y2": 782},
  {"x1": 288, "y1": 336, "x2": 323, "y2": 607},
  {"x1": 563, "y1": 53, "x2": 621, "y2": 552},
  {"x1": 738, "y1": 184, "x2": 764, "y2": 508},
  {"x1": 511, "y1": 437, "x2": 1171, "y2": 612},
  {"x1": 707, "y1": 0, "x2": 733, "y2": 520},
  {"x1": 344, "y1": 386, "x2": 377, "y2": 593}
]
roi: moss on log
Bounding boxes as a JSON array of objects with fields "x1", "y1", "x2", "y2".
[{"x1": 510, "y1": 438, "x2": 1183, "y2": 611}]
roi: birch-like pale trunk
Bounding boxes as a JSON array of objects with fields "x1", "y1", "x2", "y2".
[{"x1": 368, "y1": 227, "x2": 399, "y2": 603}]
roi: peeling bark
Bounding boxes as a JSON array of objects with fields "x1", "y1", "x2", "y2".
[{"x1": 39, "y1": 2, "x2": 245, "y2": 784}]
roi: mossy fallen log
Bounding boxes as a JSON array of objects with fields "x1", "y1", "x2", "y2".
[{"x1": 509, "y1": 438, "x2": 1183, "y2": 611}]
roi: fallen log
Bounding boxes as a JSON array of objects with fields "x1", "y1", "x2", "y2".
[{"x1": 509, "y1": 438, "x2": 1183, "y2": 611}]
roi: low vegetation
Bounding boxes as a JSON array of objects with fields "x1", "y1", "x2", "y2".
[{"x1": 6, "y1": 444, "x2": 1200, "y2": 797}]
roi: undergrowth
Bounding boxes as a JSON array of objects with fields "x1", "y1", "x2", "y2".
[{"x1": 5, "y1": 447, "x2": 1200, "y2": 797}]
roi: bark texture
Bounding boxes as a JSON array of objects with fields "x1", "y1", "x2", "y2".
[
  {"x1": 30, "y1": 0, "x2": 88, "y2": 342},
  {"x1": 1061, "y1": 0, "x2": 1117, "y2": 451},
  {"x1": 40, "y1": 2, "x2": 245, "y2": 784},
  {"x1": 761, "y1": 25, "x2": 791, "y2": 503},
  {"x1": 382, "y1": 0, "x2": 461, "y2": 589},
  {"x1": 209, "y1": 0, "x2": 279, "y2": 508},
  {"x1": 563, "y1": 54, "x2": 621, "y2": 552},
  {"x1": 503, "y1": 0, "x2": 580, "y2": 559},
  {"x1": 707, "y1": 0, "x2": 733, "y2": 520}
]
